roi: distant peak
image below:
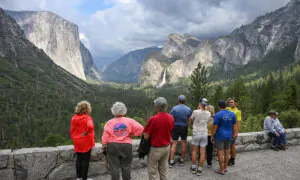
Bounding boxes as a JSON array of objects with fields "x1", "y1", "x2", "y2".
[{"x1": 287, "y1": 0, "x2": 300, "y2": 7}]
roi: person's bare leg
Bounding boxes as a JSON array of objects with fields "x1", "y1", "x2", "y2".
[
  {"x1": 191, "y1": 145, "x2": 198, "y2": 165},
  {"x1": 224, "y1": 148, "x2": 230, "y2": 171},
  {"x1": 170, "y1": 141, "x2": 178, "y2": 162},
  {"x1": 198, "y1": 147, "x2": 206, "y2": 168},
  {"x1": 181, "y1": 140, "x2": 187, "y2": 160},
  {"x1": 231, "y1": 144, "x2": 236, "y2": 158},
  {"x1": 217, "y1": 150, "x2": 224, "y2": 173}
]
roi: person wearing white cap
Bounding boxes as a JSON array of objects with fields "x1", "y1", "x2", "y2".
[
  {"x1": 169, "y1": 95, "x2": 192, "y2": 167},
  {"x1": 189, "y1": 98, "x2": 211, "y2": 176}
]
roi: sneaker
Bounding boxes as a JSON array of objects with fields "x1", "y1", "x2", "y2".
[
  {"x1": 196, "y1": 168, "x2": 202, "y2": 176},
  {"x1": 271, "y1": 146, "x2": 279, "y2": 151},
  {"x1": 178, "y1": 159, "x2": 184, "y2": 166},
  {"x1": 207, "y1": 165, "x2": 212, "y2": 169},
  {"x1": 169, "y1": 161, "x2": 176, "y2": 168},
  {"x1": 191, "y1": 167, "x2": 196, "y2": 174},
  {"x1": 228, "y1": 159, "x2": 235, "y2": 166},
  {"x1": 76, "y1": 178, "x2": 82, "y2": 180},
  {"x1": 277, "y1": 146, "x2": 285, "y2": 151}
]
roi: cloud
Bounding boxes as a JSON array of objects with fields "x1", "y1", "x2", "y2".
[
  {"x1": 0, "y1": 0, "x2": 291, "y2": 66},
  {"x1": 82, "y1": 0, "x2": 290, "y2": 59},
  {"x1": 79, "y1": 33, "x2": 90, "y2": 49}
]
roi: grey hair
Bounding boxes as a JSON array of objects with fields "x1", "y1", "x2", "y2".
[
  {"x1": 111, "y1": 102, "x2": 127, "y2": 116},
  {"x1": 156, "y1": 104, "x2": 167, "y2": 112}
]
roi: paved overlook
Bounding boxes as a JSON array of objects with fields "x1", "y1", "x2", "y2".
[{"x1": 97, "y1": 146, "x2": 300, "y2": 180}]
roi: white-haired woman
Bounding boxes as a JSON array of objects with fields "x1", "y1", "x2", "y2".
[
  {"x1": 70, "y1": 101, "x2": 95, "y2": 180},
  {"x1": 102, "y1": 102, "x2": 144, "y2": 180}
]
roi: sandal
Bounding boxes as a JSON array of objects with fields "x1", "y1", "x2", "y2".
[{"x1": 215, "y1": 170, "x2": 225, "y2": 175}]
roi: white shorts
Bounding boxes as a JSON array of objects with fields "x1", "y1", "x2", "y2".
[{"x1": 192, "y1": 133, "x2": 208, "y2": 147}]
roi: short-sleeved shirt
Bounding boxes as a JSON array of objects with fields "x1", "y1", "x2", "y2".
[
  {"x1": 170, "y1": 104, "x2": 192, "y2": 126},
  {"x1": 191, "y1": 110, "x2": 211, "y2": 134},
  {"x1": 213, "y1": 110, "x2": 236, "y2": 140},
  {"x1": 144, "y1": 112, "x2": 174, "y2": 147},
  {"x1": 226, "y1": 107, "x2": 242, "y2": 122}
]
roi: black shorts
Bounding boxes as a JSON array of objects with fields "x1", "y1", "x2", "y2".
[{"x1": 172, "y1": 126, "x2": 188, "y2": 141}]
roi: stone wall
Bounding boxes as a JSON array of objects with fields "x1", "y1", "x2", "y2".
[{"x1": 1, "y1": 128, "x2": 300, "y2": 180}]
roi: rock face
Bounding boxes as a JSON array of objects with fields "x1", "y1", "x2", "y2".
[
  {"x1": 6, "y1": 10, "x2": 87, "y2": 80},
  {"x1": 80, "y1": 42, "x2": 101, "y2": 81},
  {"x1": 139, "y1": 0, "x2": 300, "y2": 86},
  {"x1": 138, "y1": 57, "x2": 165, "y2": 87},
  {"x1": 103, "y1": 47, "x2": 161, "y2": 83},
  {"x1": 0, "y1": 9, "x2": 39, "y2": 59},
  {"x1": 162, "y1": 33, "x2": 201, "y2": 59}
]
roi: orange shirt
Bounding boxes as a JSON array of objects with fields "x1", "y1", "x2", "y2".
[{"x1": 70, "y1": 114, "x2": 95, "y2": 153}]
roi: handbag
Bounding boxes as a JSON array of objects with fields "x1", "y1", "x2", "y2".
[{"x1": 137, "y1": 134, "x2": 151, "y2": 159}]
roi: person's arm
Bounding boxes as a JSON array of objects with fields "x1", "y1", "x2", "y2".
[
  {"x1": 144, "y1": 132, "x2": 150, "y2": 140},
  {"x1": 188, "y1": 117, "x2": 192, "y2": 126},
  {"x1": 277, "y1": 119, "x2": 286, "y2": 133},
  {"x1": 270, "y1": 120, "x2": 280, "y2": 136},
  {"x1": 101, "y1": 122, "x2": 110, "y2": 146},
  {"x1": 131, "y1": 120, "x2": 144, "y2": 137},
  {"x1": 170, "y1": 108, "x2": 175, "y2": 118},
  {"x1": 232, "y1": 114, "x2": 237, "y2": 138},
  {"x1": 86, "y1": 116, "x2": 94, "y2": 133},
  {"x1": 188, "y1": 111, "x2": 195, "y2": 126},
  {"x1": 236, "y1": 110, "x2": 242, "y2": 132},
  {"x1": 211, "y1": 125, "x2": 218, "y2": 143},
  {"x1": 233, "y1": 124, "x2": 237, "y2": 139},
  {"x1": 70, "y1": 118, "x2": 74, "y2": 140},
  {"x1": 211, "y1": 115, "x2": 219, "y2": 143},
  {"x1": 143, "y1": 117, "x2": 153, "y2": 140}
]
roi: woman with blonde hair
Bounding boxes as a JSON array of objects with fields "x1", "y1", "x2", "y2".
[
  {"x1": 102, "y1": 102, "x2": 144, "y2": 180},
  {"x1": 70, "y1": 101, "x2": 95, "y2": 180},
  {"x1": 206, "y1": 105, "x2": 215, "y2": 168},
  {"x1": 188, "y1": 98, "x2": 211, "y2": 176}
]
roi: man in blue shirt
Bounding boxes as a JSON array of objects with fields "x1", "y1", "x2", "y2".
[
  {"x1": 169, "y1": 95, "x2": 192, "y2": 167},
  {"x1": 211, "y1": 100, "x2": 237, "y2": 175}
]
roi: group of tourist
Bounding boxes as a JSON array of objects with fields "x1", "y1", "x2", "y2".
[{"x1": 69, "y1": 94, "x2": 287, "y2": 180}]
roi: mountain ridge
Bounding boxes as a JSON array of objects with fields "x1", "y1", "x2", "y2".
[{"x1": 138, "y1": 0, "x2": 300, "y2": 86}]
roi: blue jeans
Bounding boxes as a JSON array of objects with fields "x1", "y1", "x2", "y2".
[
  {"x1": 269, "y1": 132, "x2": 287, "y2": 146},
  {"x1": 268, "y1": 132, "x2": 281, "y2": 147},
  {"x1": 278, "y1": 132, "x2": 287, "y2": 145}
]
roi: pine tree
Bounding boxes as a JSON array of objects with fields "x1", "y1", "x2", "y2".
[
  {"x1": 211, "y1": 86, "x2": 224, "y2": 109},
  {"x1": 188, "y1": 62, "x2": 208, "y2": 108}
]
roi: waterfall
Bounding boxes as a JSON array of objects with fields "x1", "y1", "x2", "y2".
[{"x1": 157, "y1": 68, "x2": 167, "y2": 88}]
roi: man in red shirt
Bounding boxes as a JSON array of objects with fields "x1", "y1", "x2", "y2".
[{"x1": 144, "y1": 97, "x2": 174, "y2": 180}]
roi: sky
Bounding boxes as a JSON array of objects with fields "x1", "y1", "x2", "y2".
[{"x1": 0, "y1": 0, "x2": 291, "y2": 67}]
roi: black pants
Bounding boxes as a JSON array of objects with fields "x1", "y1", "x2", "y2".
[
  {"x1": 107, "y1": 142, "x2": 133, "y2": 180},
  {"x1": 76, "y1": 149, "x2": 91, "y2": 180},
  {"x1": 206, "y1": 136, "x2": 213, "y2": 165}
]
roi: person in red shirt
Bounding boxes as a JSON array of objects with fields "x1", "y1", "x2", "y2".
[
  {"x1": 70, "y1": 101, "x2": 95, "y2": 180},
  {"x1": 144, "y1": 97, "x2": 174, "y2": 180}
]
